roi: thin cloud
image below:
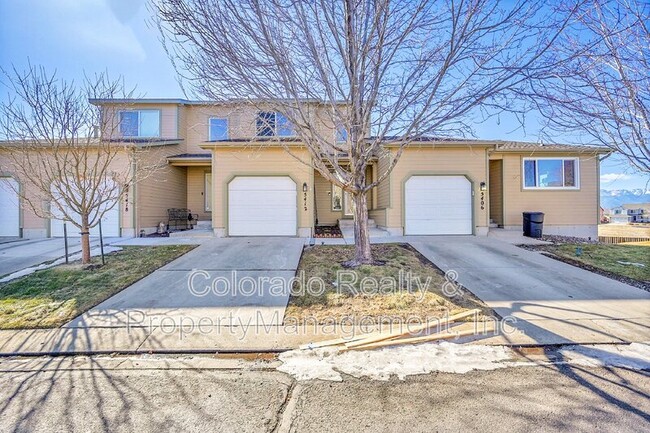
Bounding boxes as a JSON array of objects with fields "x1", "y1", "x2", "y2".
[{"x1": 600, "y1": 173, "x2": 632, "y2": 183}]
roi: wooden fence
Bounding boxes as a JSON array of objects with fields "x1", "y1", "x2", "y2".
[{"x1": 599, "y1": 236, "x2": 650, "y2": 244}]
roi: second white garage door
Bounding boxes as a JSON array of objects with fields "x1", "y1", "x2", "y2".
[
  {"x1": 228, "y1": 176, "x2": 297, "y2": 236},
  {"x1": 50, "y1": 200, "x2": 120, "y2": 237},
  {"x1": 0, "y1": 178, "x2": 20, "y2": 237},
  {"x1": 404, "y1": 175, "x2": 472, "y2": 235}
]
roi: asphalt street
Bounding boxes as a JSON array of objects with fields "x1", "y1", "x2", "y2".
[{"x1": 0, "y1": 355, "x2": 648, "y2": 432}]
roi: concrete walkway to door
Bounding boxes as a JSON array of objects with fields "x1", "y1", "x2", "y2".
[
  {"x1": 66, "y1": 237, "x2": 304, "y2": 329},
  {"x1": 410, "y1": 236, "x2": 650, "y2": 345}
]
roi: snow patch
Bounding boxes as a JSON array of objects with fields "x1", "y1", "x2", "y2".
[
  {"x1": 559, "y1": 343, "x2": 650, "y2": 370},
  {"x1": 278, "y1": 342, "x2": 517, "y2": 381},
  {"x1": 0, "y1": 246, "x2": 122, "y2": 283}
]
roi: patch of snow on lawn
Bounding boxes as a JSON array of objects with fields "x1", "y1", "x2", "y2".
[
  {"x1": 559, "y1": 343, "x2": 650, "y2": 370},
  {"x1": 278, "y1": 342, "x2": 517, "y2": 381}
]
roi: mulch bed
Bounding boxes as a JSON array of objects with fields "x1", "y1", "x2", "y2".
[
  {"x1": 145, "y1": 232, "x2": 170, "y2": 238},
  {"x1": 314, "y1": 224, "x2": 343, "y2": 238}
]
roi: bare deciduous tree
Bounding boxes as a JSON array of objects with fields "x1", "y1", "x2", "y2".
[
  {"x1": 155, "y1": 0, "x2": 575, "y2": 265},
  {"x1": 531, "y1": 0, "x2": 649, "y2": 173},
  {"x1": 0, "y1": 66, "x2": 161, "y2": 264}
]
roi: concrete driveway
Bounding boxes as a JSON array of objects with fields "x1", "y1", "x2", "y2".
[
  {"x1": 410, "y1": 236, "x2": 650, "y2": 345},
  {"x1": 66, "y1": 237, "x2": 305, "y2": 329}
]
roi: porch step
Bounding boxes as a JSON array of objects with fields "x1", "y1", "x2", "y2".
[
  {"x1": 338, "y1": 218, "x2": 376, "y2": 229},
  {"x1": 169, "y1": 228, "x2": 214, "y2": 238},
  {"x1": 196, "y1": 220, "x2": 212, "y2": 229}
]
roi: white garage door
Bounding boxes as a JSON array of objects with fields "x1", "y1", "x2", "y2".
[
  {"x1": 50, "y1": 199, "x2": 120, "y2": 237},
  {"x1": 228, "y1": 176, "x2": 297, "y2": 236},
  {"x1": 405, "y1": 176, "x2": 472, "y2": 235},
  {"x1": 0, "y1": 178, "x2": 20, "y2": 237}
]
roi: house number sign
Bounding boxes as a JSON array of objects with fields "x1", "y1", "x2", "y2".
[{"x1": 480, "y1": 191, "x2": 485, "y2": 210}]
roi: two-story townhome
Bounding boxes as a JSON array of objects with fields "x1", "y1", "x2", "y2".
[
  {"x1": 0, "y1": 98, "x2": 609, "y2": 239},
  {"x1": 609, "y1": 204, "x2": 650, "y2": 224}
]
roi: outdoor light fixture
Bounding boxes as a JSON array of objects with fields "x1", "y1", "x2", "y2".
[
  {"x1": 303, "y1": 182, "x2": 308, "y2": 192},
  {"x1": 480, "y1": 181, "x2": 487, "y2": 191}
]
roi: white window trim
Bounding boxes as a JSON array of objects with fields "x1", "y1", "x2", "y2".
[
  {"x1": 522, "y1": 157, "x2": 580, "y2": 190},
  {"x1": 208, "y1": 117, "x2": 229, "y2": 141},
  {"x1": 118, "y1": 109, "x2": 161, "y2": 138}
]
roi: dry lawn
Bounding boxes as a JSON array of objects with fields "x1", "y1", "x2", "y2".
[
  {"x1": 0, "y1": 245, "x2": 195, "y2": 329},
  {"x1": 284, "y1": 243, "x2": 490, "y2": 324}
]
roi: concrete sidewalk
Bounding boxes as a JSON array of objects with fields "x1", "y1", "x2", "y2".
[
  {"x1": 410, "y1": 236, "x2": 650, "y2": 345},
  {"x1": 65, "y1": 237, "x2": 305, "y2": 329}
]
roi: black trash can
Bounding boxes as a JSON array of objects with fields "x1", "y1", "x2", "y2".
[{"x1": 523, "y1": 212, "x2": 544, "y2": 238}]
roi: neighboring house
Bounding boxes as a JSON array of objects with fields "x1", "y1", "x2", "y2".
[
  {"x1": 600, "y1": 207, "x2": 609, "y2": 223},
  {"x1": 0, "y1": 98, "x2": 609, "y2": 239},
  {"x1": 608, "y1": 204, "x2": 650, "y2": 224}
]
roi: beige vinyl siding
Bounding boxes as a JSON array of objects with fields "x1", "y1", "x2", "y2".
[
  {"x1": 368, "y1": 207, "x2": 386, "y2": 227},
  {"x1": 212, "y1": 147, "x2": 313, "y2": 234},
  {"x1": 134, "y1": 145, "x2": 187, "y2": 230},
  {"x1": 136, "y1": 166, "x2": 187, "y2": 230},
  {"x1": 185, "y1": 105, "x2": 253, "y2": 154},
  {"x1": 501, "y1": 153, "x2": 599, "y2": 227},
  {"x1": 314, "y1": 171, "x2": 342, "y2": 225},
  {"x1": 386, "y1": 146, "x2": 489, "y2": 232},
  {"x1": 375, "y1": 154, "x2": 391, "y2": 208},
  {"x1": 177, "y1": 105, "x2": 188, "y2": 142},
  {"x1": 187, "y1": 167, "x2": 212, "y2": 221},
  {"x1": 489, "y1": 159, "x2": 504, "y2": 226},
  {"x1": 184, "y1": 104, "x2": 338, "y2": 154}
]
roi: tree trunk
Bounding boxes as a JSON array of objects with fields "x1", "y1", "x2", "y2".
[
  {"x1": 80, "y1": 215, "x2": 91, "y2": 265},
  {"x1": 349, "y1": 191, "x2": 373, "y2": 266}
]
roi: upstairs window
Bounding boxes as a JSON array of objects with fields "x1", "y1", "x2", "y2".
[
  {"x1": 209, "y1": 118, "x2": 228, "y2": 141},
  {"x1": 256, "y1": 112, "x2": 295, "y2": 137},
  {"x1": 119, "y1": 110, "x2": 160, "y2": 138},
  {"x1": 523, "y1": 158, "x2": 579, "y2": 189},
  {"x1": 336, "y1": 124, "x2": 348, "y2": 143}
]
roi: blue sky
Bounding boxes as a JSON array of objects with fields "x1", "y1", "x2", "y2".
[{"x1": 1, "y1": 0, "x2": 648, "y2": 191}]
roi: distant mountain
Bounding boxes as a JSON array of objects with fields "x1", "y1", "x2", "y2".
[{"x1": 601, "y1": 189, "x2": 650, "y2": 209}]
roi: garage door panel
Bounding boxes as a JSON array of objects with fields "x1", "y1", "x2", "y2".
[
  {"x1": 229, "y1": 177, "x2": 296, "y2": 191},
  {"x1": 228, "y1": 176, "x2": 297, "y2": 236},
  {"x1": 405, "y1": 176, "x2": 472, "y2": 235},
  {"x1": 0, "y1": 178, "x2": 20, "y2": 237},
  {"x1": 229, "y1": 191, "x2": 296, "y2": 206}
]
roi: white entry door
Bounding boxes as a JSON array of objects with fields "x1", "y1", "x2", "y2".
[
  {"x1": 404, "y1": 175, "x2": 472, "y2": 235},
  {"x1": 0, "y1": 178, "x2": 20, "y2": 237},
  {"x1": 228, "y1": 176, "x2": 297, "y2": 236}
]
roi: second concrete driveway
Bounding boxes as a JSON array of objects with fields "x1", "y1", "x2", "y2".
[
  {"x1": 67, "y1": 237, "x2": 305, "y2": 328},
  {"x1": 410, "y1": 236, "x2": 650, "y2": 345}
]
